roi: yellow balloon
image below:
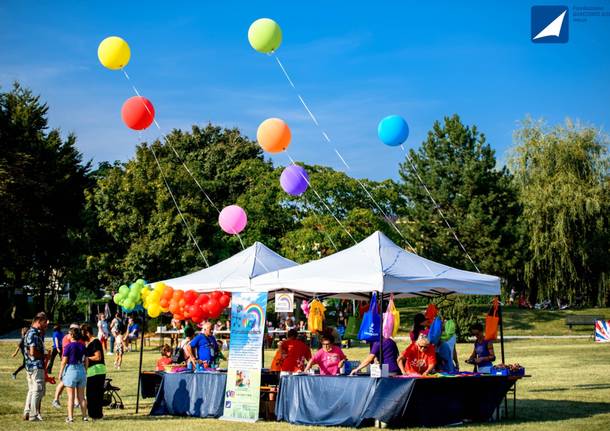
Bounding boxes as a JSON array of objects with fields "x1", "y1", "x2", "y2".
[
  {"x1": 98, "y1": 36, "x2": 131, "y2": 70},
  {"x1": 148, "y1": 304, "x2": 161, "y2": 318},
  {"x1": 248, "y1": 18, "x2": 282, "y2": 53}
]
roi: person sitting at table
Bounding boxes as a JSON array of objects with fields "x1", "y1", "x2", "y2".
[
  {"x1": 409, "y1": 313, "x2": 428, "y2": 343},
  {"x1": 214, "y1": 320, "x2": 224, "y2": 333},
  {"x1": 303, "y1": 334, "x2": 347, "y2": 375},
  {"x1": 190, "y1": 322, "x2": 220, "y2": 368},
  {"x1": 398, "y1": 334, "x2": 436, "y2": 376},
  {"x1": 156, "y1": 344, "x2": 173, "y2": 371},
  {"x1": 280, "y1": 329, "x2": 312, "y2": 372},
  {"x1": 466, "y1": 322, "x2": 495, "y2": 374},
  {"x1": 350, "y1": 337, "x2": 400, "y2": 376},
  {"x1": 125, "y1": 317, "x2": 140, "y2": 349}
]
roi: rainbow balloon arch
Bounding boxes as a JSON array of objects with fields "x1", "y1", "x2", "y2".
[{"x1": 113, "y1": 279, "x2": 231, "y2": 322}]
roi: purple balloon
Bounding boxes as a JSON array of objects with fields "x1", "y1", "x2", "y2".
[{"x1": 280, "y1": 165, "x2": 309, "y2": 196}]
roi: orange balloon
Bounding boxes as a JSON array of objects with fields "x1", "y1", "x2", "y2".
[{"x1": 257, "y1": 118, "x2": 291, "y2": 153}]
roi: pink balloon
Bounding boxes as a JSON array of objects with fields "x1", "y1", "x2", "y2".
[{"x1": 219, "y1": 205, "x2": 247, "y2": 235}]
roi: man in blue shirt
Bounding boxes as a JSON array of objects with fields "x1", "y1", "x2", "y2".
[
  {"x1": 24, "y1": 312, "x2": 49, "y2": 421},
  {"x1": 190, "y1": 322, "x2": 219, "y2": 368},
  {"x1": 47, "y1": 324, "x2": 63, "y2": 373}
]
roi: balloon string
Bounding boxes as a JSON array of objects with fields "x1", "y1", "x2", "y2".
[
  {"x1": 121, "y1": 68, "x2": 250, "y2": 253},
  {"x1": 400, "y1": 145, "x2": 480, "y2": 273},
  {"x1": 273, "y1": 55, "x2": 417, "y2": 254},
  {"x1": 145, "y1": 133, "x2": 210, "y2": 267},
  {"x1": 286, "y1": 154, "x2": 358, "y2": 246},
  {"x1": 121, "y1": 69, "x2": 221, "y2": 215}
]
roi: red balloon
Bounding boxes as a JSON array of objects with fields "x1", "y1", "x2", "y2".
[
  {"x1": 173, "y1": 313, "x2": 185, "y2": 321},
  {"x1": 184, "y1": 290, "x2": 198, "y2": 305},
  {"x1": 219, "y1": 294, "x2": 230, "y2": 308},
  {"x1": 195, "y1": 293, "x2": 209, "y2": 305},
  {"x1": 199, "y1": 308, "x2": 210, "y2": 321},
  {"x1": 121, "y1": 96, "x2": 155, "y2": 130},
  {"x1": 209, "y1": 306, "x2": 222, "y2": 319},
  {"x1": 210, "y1": 291, "x2": 222, "y2": 301},
  {"x1": 191, "y1": 313, "x2": 204, "y2": 324},
  {"x1": 208, "y1": 298, "x2": 219, "y2": 310}
]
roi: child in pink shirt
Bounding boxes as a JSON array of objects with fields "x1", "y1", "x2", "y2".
[{"x1": 304, "y1": 334, "x2": 347, "y2": 375}]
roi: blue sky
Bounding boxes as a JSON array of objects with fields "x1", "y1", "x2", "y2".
[{"x1": 1, "y1": 1, "x2": 609, "y2": 181}]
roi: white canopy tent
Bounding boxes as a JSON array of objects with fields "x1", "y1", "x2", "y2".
[
  {"x1": 251, "y1": 231, "x2": 500, "y2": 298},
  {"x1": 156, "y1": 242, "x2": 297, "y2": 292}
]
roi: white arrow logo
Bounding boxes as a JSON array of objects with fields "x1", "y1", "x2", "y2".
[{"x1": 533, "y1": 10, "x2": 567, "y2": 39}]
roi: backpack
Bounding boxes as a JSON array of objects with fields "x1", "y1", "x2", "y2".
[{"x1": 171, "y1": 345, "x2": 186, "y2": 363}]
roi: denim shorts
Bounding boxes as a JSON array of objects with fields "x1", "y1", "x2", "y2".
[{"x1": 62, "y1": 364, "x2": 86, "y2": 388}]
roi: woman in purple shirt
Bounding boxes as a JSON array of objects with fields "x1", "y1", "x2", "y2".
[
  {"x1": 349, "y1": 337, "x2": 400, "y2": 376},
  {"x1": 58, "y1": 327, "x2": 89, "y2": 423}
]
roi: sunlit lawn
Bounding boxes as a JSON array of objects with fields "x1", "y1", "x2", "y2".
[{"x1": 1, "y1": 338, "x2": 609, "y2": 430}]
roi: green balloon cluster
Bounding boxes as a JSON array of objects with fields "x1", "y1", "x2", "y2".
[{"x1": 113, "y1": 279, "x2": 147, "y2": 311}]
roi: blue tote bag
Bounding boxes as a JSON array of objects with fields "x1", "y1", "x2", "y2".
[{"x1": 358, "y1": 292, "x2": 381, "y2": 341}]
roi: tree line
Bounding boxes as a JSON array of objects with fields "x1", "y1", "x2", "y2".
[{"x1": 1, "y1": 84, "x2": 608, "y2": 324}]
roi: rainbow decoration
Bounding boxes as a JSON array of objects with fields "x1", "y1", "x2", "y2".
[
  {"x1": 595, "y1": 320, "x2": 610, "y2": 343},
  {"x1": 242, "y1": 303, "x2": 264, "y2": 330},
  {"x1": 275, "y1": 293, "x2": 293, "y2": 312}
]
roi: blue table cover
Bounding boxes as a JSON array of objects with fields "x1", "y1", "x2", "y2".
[
  {"x1": 276, "y1": 374, "x2": 514, "y2": 427},
  {"x1": 150, "y1": 372, "x2": 227, "y2": 418}
]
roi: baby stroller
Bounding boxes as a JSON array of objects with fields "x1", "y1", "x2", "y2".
[{"x1": 103, "y1": 378, "x2": 124, "y2": 409}]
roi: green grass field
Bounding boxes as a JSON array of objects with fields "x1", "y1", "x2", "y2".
[{"x1": 1, "y1": 337, "x2": 609, "y2": 430}]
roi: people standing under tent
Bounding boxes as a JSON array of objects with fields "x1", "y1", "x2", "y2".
[
  {"x1": 304, "y1": 334, "x2": 347, "y2": 376},
  {"x1": 52, "y1": 323, "x2": 81, "y2": 409},
  {"x1": 409, "y1": 313, "x2": 428, "y2": 343},
  {"x1": 81, "y1": 324, "x2": 106, "y2": 420},
  {"x1": 47, "y1": 324, "x2": 64, "y2": 374},
  {"x1": 190, "y1": 321, "x2": 220, "y2": 369},
  {"x1": 114, "y1": 330, "x2": 125, "y2": 370},
  {"x1": 350, "y1": 337, "x2": 400, "y2": 376},
  {"x1": 436, "y1": 319, "x2": 459, "y2": 373},
  {"x1": 180, "y1": 326, "x2": 197, "y2": 369},
  {"x1": 58, "y1": 326, "x2": 88, "y2": 423},
  {"x1": 23, "y1": 312, "x2": 49, "y2": 421},
  {"x1": 109, "y1": 312, "x2": 124, "y2": 355},
  {"x1": 11, "y1": 327, "x2": 28, "y2": 379},
  {"x1": 156, "y1": 344, "x2": 173, "y2": 371},
  {"x1": 170, "y1": 317, "x2": 183, "y2": 349},
  {"x1": 398, "y1": 334, "x2": 436, "y2": 376},
  {"x1": 96, "y1": 313, "x2": 110, "y2": 354},
  {"x1": 280, "y1": 329, "x2": 312, "y2": 372},
  {"x1": 466, "y1": 322, "x2": 495, "y2": 374},
  {"x1": 336, "y1": 310, "x2": 347, "y2": 338}
]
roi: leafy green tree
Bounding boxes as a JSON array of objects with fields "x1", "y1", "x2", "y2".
[
  {"x1": 510, "y1": 118, "x2": 609, "y2": 306},
  {"x1": 0, "y1": 83, "x2": 90, "y2": 315},
  {"x1": 398, "y1": 114, "x2": 524, "y2": 291}
]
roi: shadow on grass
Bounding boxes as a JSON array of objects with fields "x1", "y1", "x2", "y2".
[{"x1": 514, "y1": 398, "x2": 610, "y2": 422}]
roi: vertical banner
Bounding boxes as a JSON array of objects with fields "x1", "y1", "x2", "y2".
[{"x1": 221, "y1": 291, "x2": 267, "y2": 422}]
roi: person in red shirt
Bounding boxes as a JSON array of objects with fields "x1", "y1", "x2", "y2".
[
  {"x1": 398, "y1": 334, "x2": 436, "y2": 376},
  {"x1": 156, "y1": 344, "x2": 173, "y2": 371},
  {"x1": 280, "y1": 329, "x2": 312, "y2": 372}
]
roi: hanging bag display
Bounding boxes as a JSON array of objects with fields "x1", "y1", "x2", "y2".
[
  {"x1": 485, "y1": 298, "x2": 500, "y2": 341},
  {"x1": 382, "y1": 294, "x2": 400, "y2": 338},
  {"x1": 358, "y1": 292, "x2": 381, "y2": 342}
]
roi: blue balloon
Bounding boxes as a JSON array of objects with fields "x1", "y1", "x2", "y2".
[{"x1": 378, "y1": 115, "x2": 409, "y2": 147}]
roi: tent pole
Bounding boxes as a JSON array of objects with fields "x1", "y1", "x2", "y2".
[
  {"x1": 498, "y1": 300, "x2": 505, "y2": 364},
  {"x1": 378, "y1": 292, "x2": 384, "y2": 370},
  {"x1": 135, "y1": 311, "x2": 145, "y2": 414}
]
